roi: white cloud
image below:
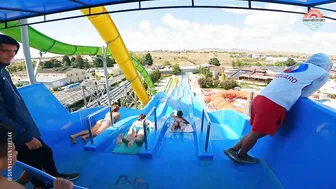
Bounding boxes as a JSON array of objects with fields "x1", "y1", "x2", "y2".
[
  {"x1": 120, "y1": 12, "x2": 336, "y2": 55},
  {"x1": 11, "y1": 8, "x2": 336, "y2": 60},
  {"x1": 139, "y1": 20, "x2": 151, "y2": 33}
]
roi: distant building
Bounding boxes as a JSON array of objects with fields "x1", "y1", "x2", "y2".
[
  {"x1": 226, "y1": 67, "x2": 277, "y2": 85},
  {"x1": 265, "y1": 56, "x2": 288, "y2": 62},
  {"x1": 247, "y1": 53, "x2": 266, "y2": 59},
  {"x1": 208, "y1": 66, "x2": 225, "y2": 77},
  {"x1": 94, "y1": 65, "x2": 121, "y2": 77},
  {"x1": 12, "y1": 68, "x2": 86, "y2": 88}
]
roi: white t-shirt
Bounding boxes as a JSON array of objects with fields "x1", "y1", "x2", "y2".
[{"x1": 259, "y1": 63, "x2": 328, "y2": 110}]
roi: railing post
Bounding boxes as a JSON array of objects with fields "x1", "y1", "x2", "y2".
[
  {"x1": 109, "y1": 107, "x2": 114, "y2": 127},
  {"x1": 86, "y1": 119, "x2": 94, "y2": 144},
  {"x1": 154, "y1": 108, "x2": 157, "y2": 131},
  {"x1": 245, "y1": 92, "x2": 254, "y2": 116},
  {"x1": 143, "y1": 120, "x2": 148, "y2": 150},
  {"x1": 201, "y1": 110, "x2": 205, "y2": 132},
  {"x1": 204, "y1": 122, "x2": 211, "y2": 152}
]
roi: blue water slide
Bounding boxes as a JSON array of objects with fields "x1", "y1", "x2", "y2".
[
  {"x1": 13, "y1": 75, "x2": 336, "y2": 189},
  {"x1": 83, "y1": 92, "x2": 167, "y2": 152},
  {"x1": 140, "y1": 75, "x2": 200, "y2": 159}
]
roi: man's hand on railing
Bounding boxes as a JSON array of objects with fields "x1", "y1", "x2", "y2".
[{"x1": 54, "y1": 178, "x2": 73, "y2": 189}]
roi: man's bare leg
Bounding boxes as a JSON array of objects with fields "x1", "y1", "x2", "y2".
[
  {"x1": 239, "y1": 131, "x2": 266, "y2": 157},
  {"x1": 70, "y1": 131, "x2": 90, "y2": 144},
  {"x1": 232, "y1": 135, "x2": 248, "y2": 151},
  {"x1": 224, "y1": 131, "x2": 266, "y2": 164}
]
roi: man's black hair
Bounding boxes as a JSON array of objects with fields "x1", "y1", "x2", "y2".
[
  {"x1": 0, "y1": 34, "x2": 20, "y2": 53},
  {"x1": 0, "y1": 124, "x2": 12, "y2": 158},
  {"x1": 177, "y1": 110, "x2": 183, "y2": 117}
]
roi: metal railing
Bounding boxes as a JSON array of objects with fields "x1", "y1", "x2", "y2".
[
  {"x1": 200, "y1": 109, "x2": 211, "y2": 152},
  {"x1": 86, "y1": 106, "x2": 115, "y2": 144},
  {"x1": 143, "y1": 106, "x2": 157, "y2": 150}
]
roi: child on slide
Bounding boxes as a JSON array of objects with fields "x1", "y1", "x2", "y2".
[
  {"x1": 116, "y1": 114, "x2": 153, "y2": 148},
  {"x1": 224, "y1": 53, "x2": 333, "y2": 164},
  {"x1": 169, "y1": 110, "x2": 190, "y2": 132}
]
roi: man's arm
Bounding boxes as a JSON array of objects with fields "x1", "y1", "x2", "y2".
[
  {"x1": 181, "y1": 117, "x2": 190, "y2": 124},
  {"x1": 301, "y1": 73, "x2": 330, "y2": 97},
  {"x1": 0, "y1": 92, "x2": 33, "y2": 144}
]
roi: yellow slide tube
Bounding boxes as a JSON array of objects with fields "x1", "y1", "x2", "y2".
[
  {"x1": 169, "y1": 77, "x2": 178, "y2": 95},
  {"x1": 81, "y1": 7, "x2": 149, "y2": 104}
]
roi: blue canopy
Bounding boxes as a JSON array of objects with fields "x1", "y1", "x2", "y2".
[{"x1": 0, "y1": 0, "x2": 335, "y2": 24}]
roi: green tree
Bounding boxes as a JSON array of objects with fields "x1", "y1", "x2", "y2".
[
  {"x1": 199, "y1": 67, "x2": 203, "y2": 74},
  {"x1": 84, "y1": 58, "x2": 90, "y2": 68},
  {"x1": 206, "y1": 72, "x2": 213, "y2": 78},
  {"x1": 220, "y1": 79, "x2": 238, "y2": 90},
  {"x1": 274, "y1": 62, "x2": 284, "y2": 67},
  {"x1": 53, "y1": 60, "x2": 62, "y2": 67},
  {"x1": 72, "y1": 55, "x2": 85, "y2": 69},
  {"x1": 215, "y1": 72, "x2": 219, "y2": 80},
  {"x1": 150, "y1": 70, "x2": 161, "y2": 83},
  {"x1": 62, "y1": 55, "x2": 71, "y2": 66},
  {"x1": 205, "y1": 77, "x2": 213, "y2": 88},
  {"x1": 172, "y1": 64, "x2": 181, "y2": 75},
  {"x1": 15, "y1": 83, "x2": 24, "y2": 87},
  {"x1": 213, "y1": 80, "x2": 220, "y2": 87},
  {"x1": 232, "y1": 60, "x2": 242, "y2": 68},
  {"x1": 107, "y1": 56, "x2": 116, "y2": 67},
  {"x1": 197, "y1": 78, "x2": 206, "y2": 88},
  {"x1": 93, "y1": 55, "x2": 103, "y2": 67},
  {"x1": 285, "y1": 58, "x2": 297, "y2": 67},
  {"x1": 42, "y1": 60, "x2": 54, "y2": 68},
  {"x1": 209, "y1": 57, "x2": 220, "y2": 66},
  {"x1": 144, "y1": 53, "x2": 153, "y2": 66}
]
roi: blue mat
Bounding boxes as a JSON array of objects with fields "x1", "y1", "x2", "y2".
[{"x1": 113, "y1": 127, "x2": 152, "y2": 155}]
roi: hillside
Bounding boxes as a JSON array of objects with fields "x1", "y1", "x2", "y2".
[{"x1": 12, "y1": 50, "x2": 336, "y2": 67}]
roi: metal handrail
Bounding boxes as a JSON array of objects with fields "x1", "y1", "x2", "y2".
[
  {"x1": 86, "y1": 106, "x2": 115, "y2": 144},
  {"x1": 142, "y1": 106, "x2": 157, "y2": 150},
  {"x1": 200, "y1": 109, "x2": 211, "y2": 152}
]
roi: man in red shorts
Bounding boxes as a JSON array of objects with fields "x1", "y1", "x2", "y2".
[{"x1": 224, "y1": 53, "x2": 333, "y2": 164}]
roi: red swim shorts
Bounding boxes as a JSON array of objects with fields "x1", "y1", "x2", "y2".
[{"x1": 250, "y1": 95, "x2": 287, "y2": 136}]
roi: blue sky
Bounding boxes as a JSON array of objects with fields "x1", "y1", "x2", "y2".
[{"x1": 8, "y1": 0, "x2": 336, "y2": 59}]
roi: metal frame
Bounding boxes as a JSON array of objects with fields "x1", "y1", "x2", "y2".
[
  {"x1": 20, "y1": 19, "x2": 37, "y2": 84},
  {"x1": 120, "y1": 89, "x2": 142, "y2": 109},
  {"x1": 1, "y1": 0, "x2": 336, "y2": 30},
  {"x1": 200, "y1": 109, "x2": 211, "y2": 152},
  {"x1": 142, "y1": 106, "x2": 157, "y2": 150}
]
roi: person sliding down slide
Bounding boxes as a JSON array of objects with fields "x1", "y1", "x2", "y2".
[
  {"x1": 169, "y1": 110, "x2": 190, "y2": 132},
  {"x1": 224, "y1": 53, "x2": 333, "y2": 164},
  {"x1": 70, "y1": 105, "x2": 121, "y2": 144},
  {"x1": 116, "y1": 114, "x2": 153, "y2": 148}
]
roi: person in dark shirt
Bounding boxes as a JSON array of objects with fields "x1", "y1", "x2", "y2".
[{"x1": 0, "y1": 34, "x2": 79, "y2": 189}]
